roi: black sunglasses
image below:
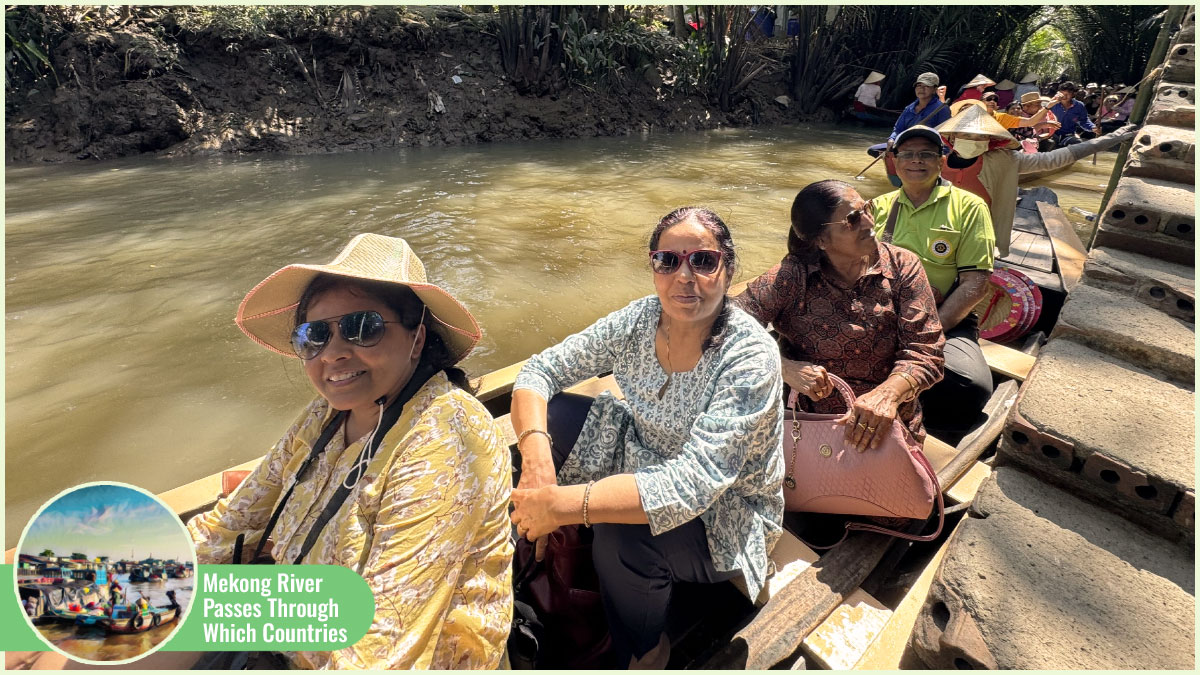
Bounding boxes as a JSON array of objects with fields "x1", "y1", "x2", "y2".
[
  {"x1": 821, "y1": 200, "x2": 874, "y2": 229},
  {"x1": 291, "y1": 310, "x2": 400, "y2": 360},
  {"x1": 649, "y1": 249, "x2": 723, "y2": 275}
]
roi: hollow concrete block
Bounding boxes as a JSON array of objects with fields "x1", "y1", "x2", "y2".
[
  {"x1": 1051, "y1": 283, "x2": 1195, "y2": 383},
  {"x1": 999, "y1": 338, "x2": 1194, "y2": 537},
  {"x1": 1145, "y1": 82, "x2": 1195, "y2": 127},
  {"x1": 912, "y1": 467, "x2": 1194, "y2": 670},
  {"x1": 1081, "y1": 247, "x2": 1194, "y2": 323}
]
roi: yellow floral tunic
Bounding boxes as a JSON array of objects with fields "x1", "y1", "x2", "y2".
[{"x1": 187, "y1": 372, "x2": 513, "y2": 669}]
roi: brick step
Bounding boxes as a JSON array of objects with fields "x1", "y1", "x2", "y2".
[
  {"x1": 1082, "y1": 247, "x2": 1194, "y2": 322},
  {"x1": 1163, "y1": 42, "x2": 1195, "y2": 83},
  {"x1": 911, "y1": 467, "x2": 1194, "y2": 669},
  {"x1": 1124, "y1": 124, "x2": 1195, "y2": 183},
  {"x1": 998, "y1": 338, "x2": 1194, "y2": 541},
  {"x1": 1052, "y1": 283, "x2": 1194, "y2": 384},
  {"x1": 1092, "y1": 223, "x2": 1195, "y2": 266},
  {"x1": 1145, "y1": 81, "x2": 1195, "y2": 127}
]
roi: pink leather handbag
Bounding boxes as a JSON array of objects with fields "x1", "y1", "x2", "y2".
[{"x1": 782, "y1": 374, "x2": 943, "y2": 542}]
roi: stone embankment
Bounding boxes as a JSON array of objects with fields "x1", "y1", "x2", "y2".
[{"x1": 912, "y1": 10, "x2": 1195, "y2": 670}]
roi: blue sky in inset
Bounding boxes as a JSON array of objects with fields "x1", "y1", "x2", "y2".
[{"x1": 20, "y1": 485, "x2": 194, "y2": 561}]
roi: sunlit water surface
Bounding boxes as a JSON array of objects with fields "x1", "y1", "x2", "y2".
[{"x1": 5, "y1": 123, "x2": 1117, "y2": 544}]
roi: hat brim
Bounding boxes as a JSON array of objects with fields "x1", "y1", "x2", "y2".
[{"x1": 236, "y1": 264, "x2": 481, "y2": 363}]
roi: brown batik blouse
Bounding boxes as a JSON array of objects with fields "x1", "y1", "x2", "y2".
[{"x1": 735, "y1": 241, "x2": 945, "y2": 439}]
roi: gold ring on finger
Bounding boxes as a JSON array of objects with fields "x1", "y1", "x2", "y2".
[
  {"x1": 856, "y1": 422, "x2": 867, "y2": 430},
  {"x1": 867, "y1": 426, "x2": 877, "y2": 433}
]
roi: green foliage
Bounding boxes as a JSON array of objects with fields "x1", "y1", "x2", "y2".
[
  {"x1": 559, "y1": 12, "x2": 672, "y2": 90},
  {"x1": 5, "y1": 6, "x2": 63, "y2": 94},
  {"x1": 1056, "y1": 5, "x2": 1166, "y2": 85},
  {"x1": 40, "y1": 549, "x2": 55, "y2": 558},
  {"x1": 1010, "y1": 24, "x2": 1076, "y2": 83}
]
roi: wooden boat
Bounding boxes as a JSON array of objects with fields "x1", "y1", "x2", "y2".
[
  {"x1": 153, "y1": 190, "x2": 1081, "y2": 668},
  {"x1": 849, "y1": 101, "x2": 900, "y2": 127},
  {"x1": 75, "y1": 599, "x2": 181, "y2": 634}
]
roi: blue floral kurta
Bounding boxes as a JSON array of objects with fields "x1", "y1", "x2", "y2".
[{"x1": 515, "y1": 296, "x2": 784, "y2": 598}]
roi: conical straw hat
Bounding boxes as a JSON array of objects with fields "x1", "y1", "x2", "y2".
[
  {"x1": 949, "y1": 99, "x2": 988, "y2": 118},
  {"x1": 937, "y1": 103, "x2": 1018, "y2": 145},
  {"x1": 965, "y1": 73, "x2": 996, "y2": 88},
  {"x1": 1020, "y1": 72, "x2": 1038, "y2": 83},
  {"x1": 864, "y1": 71, "x2": 886, "y2": 84},
  {"x1": 236, "y1": 233, "x2": 482, "y2": 361},
  {"x1": 995, "y1": 79, "x2": 1016, "y2": 90}
]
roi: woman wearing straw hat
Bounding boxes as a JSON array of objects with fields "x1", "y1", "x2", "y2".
[
  {"x1": 936, "y1": 103, "x2": 1138, "y2": 257},
  {"x1": 188, "y1": 233, "x2": 513, "y2": 669},
  {"x1": 953, "y1": 73, "x2": 996, "y2": 103},
  {"x1": 855, "y1": 70, "x2": 886, "y2": 108},
  {"x1": 993, "y1": 78, "x2": 1017, "y2": 109},
  {"x1": 508, "y1": 208, "x2": 784, "y2": 668}
]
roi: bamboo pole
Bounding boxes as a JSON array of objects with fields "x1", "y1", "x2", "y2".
[{"x1": 1089, "y1": 5, "x2": 1188, "y2": 249}]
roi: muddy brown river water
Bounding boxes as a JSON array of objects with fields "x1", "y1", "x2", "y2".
[{"x1": 4, "y1": 124, "x2": 1118, "y2": 545}]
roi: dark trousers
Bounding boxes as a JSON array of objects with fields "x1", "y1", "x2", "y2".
[
  {"x1": 920, "y1": 315, "x2": 993, "y2": 440},
  {"x1": 546, "y1": 393, "x2": 738, "y2": 666}
]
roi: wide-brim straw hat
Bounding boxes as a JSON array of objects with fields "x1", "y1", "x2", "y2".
[
  {"x1": 864, "y1": 71, "x2": 886, "y2": 85},
  {"x1": 1019, "y1": 91, "x2": 1042, "y2": 106},
  {"x1": 995, "y1": 79, "x2": 1016, "y2": 90},
  {"x1": 965, "y1": 73, "x2": 996, "y2": 88},
  {"x1": 949, "y1": 99, "x2": 988, "y2": 118},
  {"x1": 1020, "y1": 72, "x2": 1038, "y2": 83},
  {"x1": 236, "y1": 233, "x2": 482, "y2": 362},
  {"x1": 937, "y1": 104, "x2": 1019, "y2": 148}
]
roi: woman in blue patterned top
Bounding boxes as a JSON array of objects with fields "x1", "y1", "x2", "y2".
[{"x1": 508, "y1": 207, "x2": 784, "y2": 668}]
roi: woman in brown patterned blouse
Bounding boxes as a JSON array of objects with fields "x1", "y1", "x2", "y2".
[{"x1": 735, "y1": 179, "x2": 945, "y2": 450}]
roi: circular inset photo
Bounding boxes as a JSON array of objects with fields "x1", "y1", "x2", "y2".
[{"x1": 15, "y1": 482, "x2": 196, "y2": 664}]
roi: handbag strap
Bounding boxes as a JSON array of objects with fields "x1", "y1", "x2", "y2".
[{"x1": 882, "y1": 196, "x2": 902, "y2": 243}]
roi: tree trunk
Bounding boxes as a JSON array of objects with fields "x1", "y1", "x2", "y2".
[{"x1": 672, "y1": 6, "x2": 688, "y2": 39}]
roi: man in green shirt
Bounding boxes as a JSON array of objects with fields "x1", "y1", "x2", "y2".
[{"x1": 870, "y1": 125, "x2": 995, "y2": 440}]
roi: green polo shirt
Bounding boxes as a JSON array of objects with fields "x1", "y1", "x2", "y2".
[{"x1": 870, "y1": 183, "x2": 995, "y2": 297}]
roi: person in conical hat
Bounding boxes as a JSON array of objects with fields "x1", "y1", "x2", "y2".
[
  {"x1": 954, "y1": 73, "x2": 997, "y2": 103},
  {"x1": 186, "y1": 233, "x2": 514, "y2": 669},
  {"x1": 937, "y1": 104, "x2": 1138, "y2": 258},
  {"x1": 855, "y1": 70, "x2": 886, "y2": 107},
  {"x1": 1014, "y1": 72, "x2": 1039, "y2": 100},
  {"x1": 993, "y1": 79, "x2": 1017, "y2": 108}
]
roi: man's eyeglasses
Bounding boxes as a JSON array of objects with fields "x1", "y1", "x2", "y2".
[
  {"x1": 893, "y1": 150, "x2": 941, "y2": 162},
  {"x1": 982, "y1": 95, "x2": 999, "y2": 102},
  {"x1": 290, "y1": 310, "x2": 400, "y2": 360},
  {"x1": 821, "y1": 201, "x2": 874, "y2": 229},
  {"x1": 649, "y1": 249, "x2": 723, "y2": 275}
]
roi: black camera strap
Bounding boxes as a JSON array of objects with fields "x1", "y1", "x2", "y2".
[{"x1": 292, "y1": 364, "x2": 437, "y2": 564}]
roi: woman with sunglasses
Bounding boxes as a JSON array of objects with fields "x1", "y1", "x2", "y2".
[
  {"x1": 508, "y1": 207, "x2": 784, "y2": 668},
  {"x1": 187, "y1": 234, "x2": 513, "y2": 669},
  {"x1": 735, "y1": 180, "x2": 945, "y2": 454}
]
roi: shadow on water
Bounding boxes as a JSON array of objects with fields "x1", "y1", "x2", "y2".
[{"x1": 4, "y1": 124, "x2": 1118, "y2": 545}]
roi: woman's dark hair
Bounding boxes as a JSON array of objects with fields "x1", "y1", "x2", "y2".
[
  {"x1": 648, "y1": 206, "x2": 737, "y2": 351},
  {"x1": 295, "y1": 274, "x2": 474, "y2": 393},
  {"x1": 788, "y1": 179, "x2": 853, "y2": 259}
]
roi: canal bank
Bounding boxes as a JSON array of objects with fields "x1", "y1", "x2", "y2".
[{"x1": 5, "y1": 7, "x2": 808, "y2": 164}]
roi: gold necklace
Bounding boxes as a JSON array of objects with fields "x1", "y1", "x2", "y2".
[{"x1": 657, "y1": 322, "x2": 672, "y2": 399}]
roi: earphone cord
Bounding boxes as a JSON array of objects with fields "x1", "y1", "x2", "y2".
[{"x1": 342, "y1": 398, "x2": 386, "y2": 490}]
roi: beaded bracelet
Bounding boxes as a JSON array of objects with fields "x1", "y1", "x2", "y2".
[
  {"x1": 516, "y1": 428, "x2": 553, "y2": 447},
  {"x1": 582, "y1": 481, "x2": 596, "y2": 528}
]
